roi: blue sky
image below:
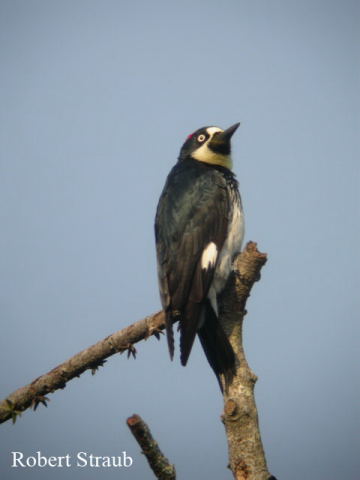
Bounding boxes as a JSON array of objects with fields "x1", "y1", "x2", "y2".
[{"x1": 0, "y1": 1, "x2": 359, "y2": 479}]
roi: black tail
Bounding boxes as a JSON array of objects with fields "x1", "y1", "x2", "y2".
[
  {"x1": 179, "y1": 301, "x2": 203, "y2": 367},
  {"x1": 197, "y1": 299, "x2": 236, "y2": 392}
]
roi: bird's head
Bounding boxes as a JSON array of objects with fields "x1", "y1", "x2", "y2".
[{"x1": 178, "y1": 123, "x2": 240, "y2": 170}]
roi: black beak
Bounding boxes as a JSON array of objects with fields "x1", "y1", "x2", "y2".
[
  {"x1": 217, "y1": 122, "x2": 240, "y2": 141},
  {"x1": 208, "y1": 122, "x2": 240, "y2": 155}
]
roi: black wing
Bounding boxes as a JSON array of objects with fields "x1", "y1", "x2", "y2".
[{"x1": 155, "y1": 160, "x2": 230, "y2": 364}]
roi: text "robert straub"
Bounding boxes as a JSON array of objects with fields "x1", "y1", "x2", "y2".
[{"x1": 11, "y1": 451, "x2": 133, "y2": 468}]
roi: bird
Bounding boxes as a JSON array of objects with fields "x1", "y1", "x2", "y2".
[{"x1": 154, "y1": 123, "x2": 244, "y2": 390}]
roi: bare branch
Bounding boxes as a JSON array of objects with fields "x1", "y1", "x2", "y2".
[
  {"x1": 127, "y1": 414, "x2": 176, "y2": 480},
  {"x1": 219, "y1": 241, "x2": 274, "y2": 480},
  {"x1": 0, "y1": 235, "x2": 274, "y2": 480},
  {"x1": 0, "y1": 311, "x2": 165, "y2": 424}
]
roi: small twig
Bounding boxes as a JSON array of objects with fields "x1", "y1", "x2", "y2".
[
  {"x1": 127, "y1": 414, "x2": 176, "y2": 480},
  {"x1": 0, "y1": 311, "x2": 165, "y2": 424}
]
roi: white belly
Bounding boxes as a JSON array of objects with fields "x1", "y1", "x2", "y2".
[{"x1": 213, "y1": 199, "x2": 245, "y2": 294}]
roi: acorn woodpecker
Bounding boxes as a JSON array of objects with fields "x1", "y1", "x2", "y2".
[{"x1": 155, "y1": 123, "x2": 244, "y2": 389}]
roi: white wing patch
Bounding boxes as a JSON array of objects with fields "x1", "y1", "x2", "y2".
[{"x1": 201, "y1": 242, "x2": 218, "y2": 270}]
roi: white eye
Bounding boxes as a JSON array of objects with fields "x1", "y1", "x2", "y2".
[{"x1": 197, "y1": 134, "x2": 206, "y2": 143}]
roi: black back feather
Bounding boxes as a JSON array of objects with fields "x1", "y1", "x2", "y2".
[{"x1": 155, "y1": 158, "x2": 237, "y2": 375}]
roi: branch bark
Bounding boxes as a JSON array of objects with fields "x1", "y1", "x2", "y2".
[
  {"x1": 0, "y1": 241, "x2": 275, "y2": 480},
  {"x1": 0, "y1": 311, "x2": 165, "y2": 424},
  {"x1": 127, "y1": 414, "x2": 176, "y2": 480},
  {"x1": 219, "y1": 242, "x2": 273, "y2": 480}
]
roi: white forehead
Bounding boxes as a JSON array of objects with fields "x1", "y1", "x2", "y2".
[{"x1": 206, "y1": 126, "x2": 223, "y2": 136}]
